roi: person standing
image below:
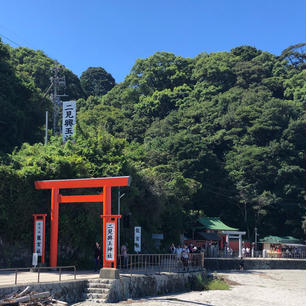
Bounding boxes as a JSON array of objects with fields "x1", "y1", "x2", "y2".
[
  {"x1": 181, "y1": 245, "x2": 190, "y2": 271},
  {"x1": 121, "y1": 244, "x2": 128, "y2": 269},
  {"x1": 94, "y1": 242, "x2": 101, "y2": 272},
  {"x1": 176, "y1": 244, "x2": 183, "y2": 259},
  {"x1": 169, "y1": 243, "x2": 176, "y2": 254}
]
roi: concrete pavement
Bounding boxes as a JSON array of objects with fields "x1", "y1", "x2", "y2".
[{"x1": 0, "y1": 270, "x2": 100, "y2": 287}]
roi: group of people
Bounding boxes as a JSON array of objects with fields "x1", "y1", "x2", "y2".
[
  {"x1": 263, "y1": 246, "x2": 302, "y2": 258},
  {"x1": 170, "y1": 243, "x2": 202, "y2": 255},
  {"x1": 170, "y1": 243, "x2": 202, "y2": 269},
  {"x1": 242, "y1": 246, "x2": 251, "y2": 257}
]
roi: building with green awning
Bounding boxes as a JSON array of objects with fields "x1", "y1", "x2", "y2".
[
  {"x1": 197, "y1": 217, "x2": 238, "y2": 231},
  {"x1": 260, "y1": 235, "x2": 305, "y2": 257},
  {"x1": 260, "y1": 235, "x2": 301, "y2": 245},
  {"x1": 186, "y1": 217, "x2": 245, "y2": 257}
]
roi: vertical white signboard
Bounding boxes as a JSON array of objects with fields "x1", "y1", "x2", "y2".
[
  {"x1": 134, "y1": 226, "x2": 141, "y2": 253},
  {"x1": 62, "y1": 101, "x2": 76, "y2": 142},
  {"x1": 35, "y1": 220, "x2": 43, "y2": 256},
  {"x1": 106, "y1": 223, "x2": 115, "y2": 261}
]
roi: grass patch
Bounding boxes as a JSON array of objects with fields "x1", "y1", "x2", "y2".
[
  {"x1": 192, "y1": 274, "x2": 230, "y2": 291},
  {"x1": 204, "y1": 278, "x2": 230, "y2": 290}
]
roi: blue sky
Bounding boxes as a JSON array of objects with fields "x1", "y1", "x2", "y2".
[{"x1": 1, "y1": 0, "x2": 305, "y2": 82}]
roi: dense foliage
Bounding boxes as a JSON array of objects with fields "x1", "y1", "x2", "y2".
[
  {"x1": 80, "y1": 67, "x2": 115, "y2": 98},
  {"x1": 0, "y1": 40, "x2": 305, "y2": 267}
]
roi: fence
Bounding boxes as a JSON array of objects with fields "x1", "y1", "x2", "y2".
[
  {"x1": 0, "y1": 266, "x2": 76, "y2": 285},
  {"x1": 204, "y1": 249, "x2": 306, "y2": 259},
  {"x1": 118, "y1": 253, "x2": 204, "y2": 275}
]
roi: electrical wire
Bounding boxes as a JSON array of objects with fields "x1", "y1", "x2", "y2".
[{"x1": 0, "y1": 32, "x2": 21, "y2": 47}]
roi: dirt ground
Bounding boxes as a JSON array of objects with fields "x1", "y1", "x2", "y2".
[{"x1": 117, "y1": 270, "x2": 306, "y2": 306}]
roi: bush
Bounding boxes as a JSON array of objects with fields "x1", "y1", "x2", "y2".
[
  {"x1": 204, "y1": 278, "x2": 230, "y2": 290},
  {"x1": 192, "y1": 274, "x2": 230, "y2": 291}
]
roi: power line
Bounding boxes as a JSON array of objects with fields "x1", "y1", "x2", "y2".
[{"x1": 0, "y1": 32, "x2": 21, "y2": 47}]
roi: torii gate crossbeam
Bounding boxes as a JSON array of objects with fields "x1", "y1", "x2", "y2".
[{"x1": 35, "y1": 176, "x2": 130, "y2": 268}]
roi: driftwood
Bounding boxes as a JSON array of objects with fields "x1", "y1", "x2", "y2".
[
  {"x1": 0, "y1": 303, "x2": 19, "y2": 306},
  {"x1": 12, "y1": 292, "x2": 50, "y2": 303},
  {"x1": 0, "y1": 289, "x2": 66, "y2": 306},
  {"x1": 14, "y1": 287, "x2": 31, "y2": 298},
  {"x1": 50, "y1": 299, "x2": 67, "y2": 306}
]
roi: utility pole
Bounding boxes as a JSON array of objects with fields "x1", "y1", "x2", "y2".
[
  {"x1": 118, "y1": 187, "x2": 120, "y2": 256},
  {"x1": 117, "y1": 188, "x2": 126, "y2": 256},
  {"x1": 50, "y1": 66, "x2": 67, "y2": 136},
  {"x1": 255, "y1": 227, "x2": 258, "y2": 250},
  {"x1": 45, "y1": 111, "x2": 48, "y2": 145}
]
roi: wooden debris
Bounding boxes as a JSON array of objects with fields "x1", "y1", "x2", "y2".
[
  {"x1": 50, "y1": 299, "x2": 67, "y2": 306},
  {"x1": 0, "y1": 288, "x2": 67, "y2": 306},
  {"x1": 52, "y1": 299, "x2": 68, "y2": 306},
  {"x1": 14, "y1": 287, "x2": 31, "y2": 299}
]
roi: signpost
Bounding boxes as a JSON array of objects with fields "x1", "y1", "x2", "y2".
[
  {"x1": 101, "y1": 215, "x2": 121, "y2": 270},
  {"x1": 33, "y1": 214, "x2": 47, "y2": 264},
  {"x1": 62, "y1": 101, "x2": 76, "y2": 142},
  {"x1": 134, "y1": 226, "x2": 141, "y2": 253},
  {"x1": 106, "y1": 223, "x2": 115, "y2": 261}
]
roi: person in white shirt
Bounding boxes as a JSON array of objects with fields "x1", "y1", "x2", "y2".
[
  {"x1": 181, "y1": 245, "x2": 190, "y2": 270},
  {"x1": 246, "y1": 247, "x2": 250, "y2": 257},
  {"x1": 242, "y1": 247, "x2": 246, "y2": 257}
]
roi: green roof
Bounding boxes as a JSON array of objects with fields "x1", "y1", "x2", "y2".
[
  {"x1": 198, "y1": 217, "x2": 238, "y2": 231},
  {"x1": 260, "y1": 235, "x2": 301, "y2": 244}
]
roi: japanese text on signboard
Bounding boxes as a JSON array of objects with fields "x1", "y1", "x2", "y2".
[
  {"x1": 35, "y1": 220, "x2": 43, "y2": 256},
  {"x1": 134, "y1": 226, "x2": 141, "y2": 253},
  {"x1": 105, "y1": 223, "x2": 115, "y2": 261},
  {"x1": 62, "y1": 101, "x2": 76, "y2": 142}
]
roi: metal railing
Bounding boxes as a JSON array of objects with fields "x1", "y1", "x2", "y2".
[
  {"x1": 204, "y1": 249, "x2": 306, "y2": 259},
  {"x1": 0, "y1": 266, "x2": 76, "y2": 285},
  {"x1": 118, "y1": 253, "x2": 204, "y2": 275}
]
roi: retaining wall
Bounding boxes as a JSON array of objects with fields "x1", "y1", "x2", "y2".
[
  {"x1": 108, "y1": 271, "x2": 206, "y2": 303},
  {"x1": 1, "y1": 258, "x2": 304, "y2": 304},
  {"x1": 0, "y1": 272, "x2": 206, "y2": 304},
  {"x1": 205, "y1": 258, "x2": 306, "y2": 270},
  {"x1": 0, "y1": 280, "x2": 86, "y2": 304}
]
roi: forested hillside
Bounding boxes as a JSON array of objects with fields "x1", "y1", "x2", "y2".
[{"x1": 0, "y1": 40, "x2": 305, "y2": 267}]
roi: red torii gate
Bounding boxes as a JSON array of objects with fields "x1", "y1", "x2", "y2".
[{"x1": 34, "y1": 176, "x2": 131, "y2": 269}]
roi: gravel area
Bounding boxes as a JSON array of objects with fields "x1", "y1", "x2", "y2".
[{"x1": 116, "y1": 270, "x2": 305, "y2": 306}]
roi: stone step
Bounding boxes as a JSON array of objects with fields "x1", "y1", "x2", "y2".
[
  {"x1": 78, "y1": 299, "x2": 107, "y2": 305},
  {"x1": 88, "y1": 279, "x2": 112, "y2": 284},
  {"x1": 87, "y1": 283, "x2": 112, "y2": 289},
  {"x1": 86, "y1": 287, "x2": 109, "y2": 294},
  {"x1": 84, "y1": 293, "x2": 108, "y2": 300},
  {"x1": 73, "y1": 303, "x2": 105, "y2": 306},
  {"x1": 88, "y1": 299, "x2": 107, "y2": 304}
]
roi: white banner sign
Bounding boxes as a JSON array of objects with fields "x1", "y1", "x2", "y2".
[
  {"x1": 35, "y1": 220, "x2": 43, "y2": 256},
  {"x1": 134, "y1": 226, "x2": 141, "y2": 253},
  {"x1": 105, "y1": 222, "x2": 115, "y2": 261},
  {"x1": 62, "y1": 101, "x2": 76, "y2": 142}
]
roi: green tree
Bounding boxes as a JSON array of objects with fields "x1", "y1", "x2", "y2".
[
  {"x1": 80, "y1": 67, "x2": 115, "y2": 97},
  {"x1": 0, "y1": 41, "x2": 47, "y2": 153}
]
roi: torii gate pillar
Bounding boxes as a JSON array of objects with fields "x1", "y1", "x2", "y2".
[{"x1": 35, "y1": 177, "x2": 131, "y2": 269}]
